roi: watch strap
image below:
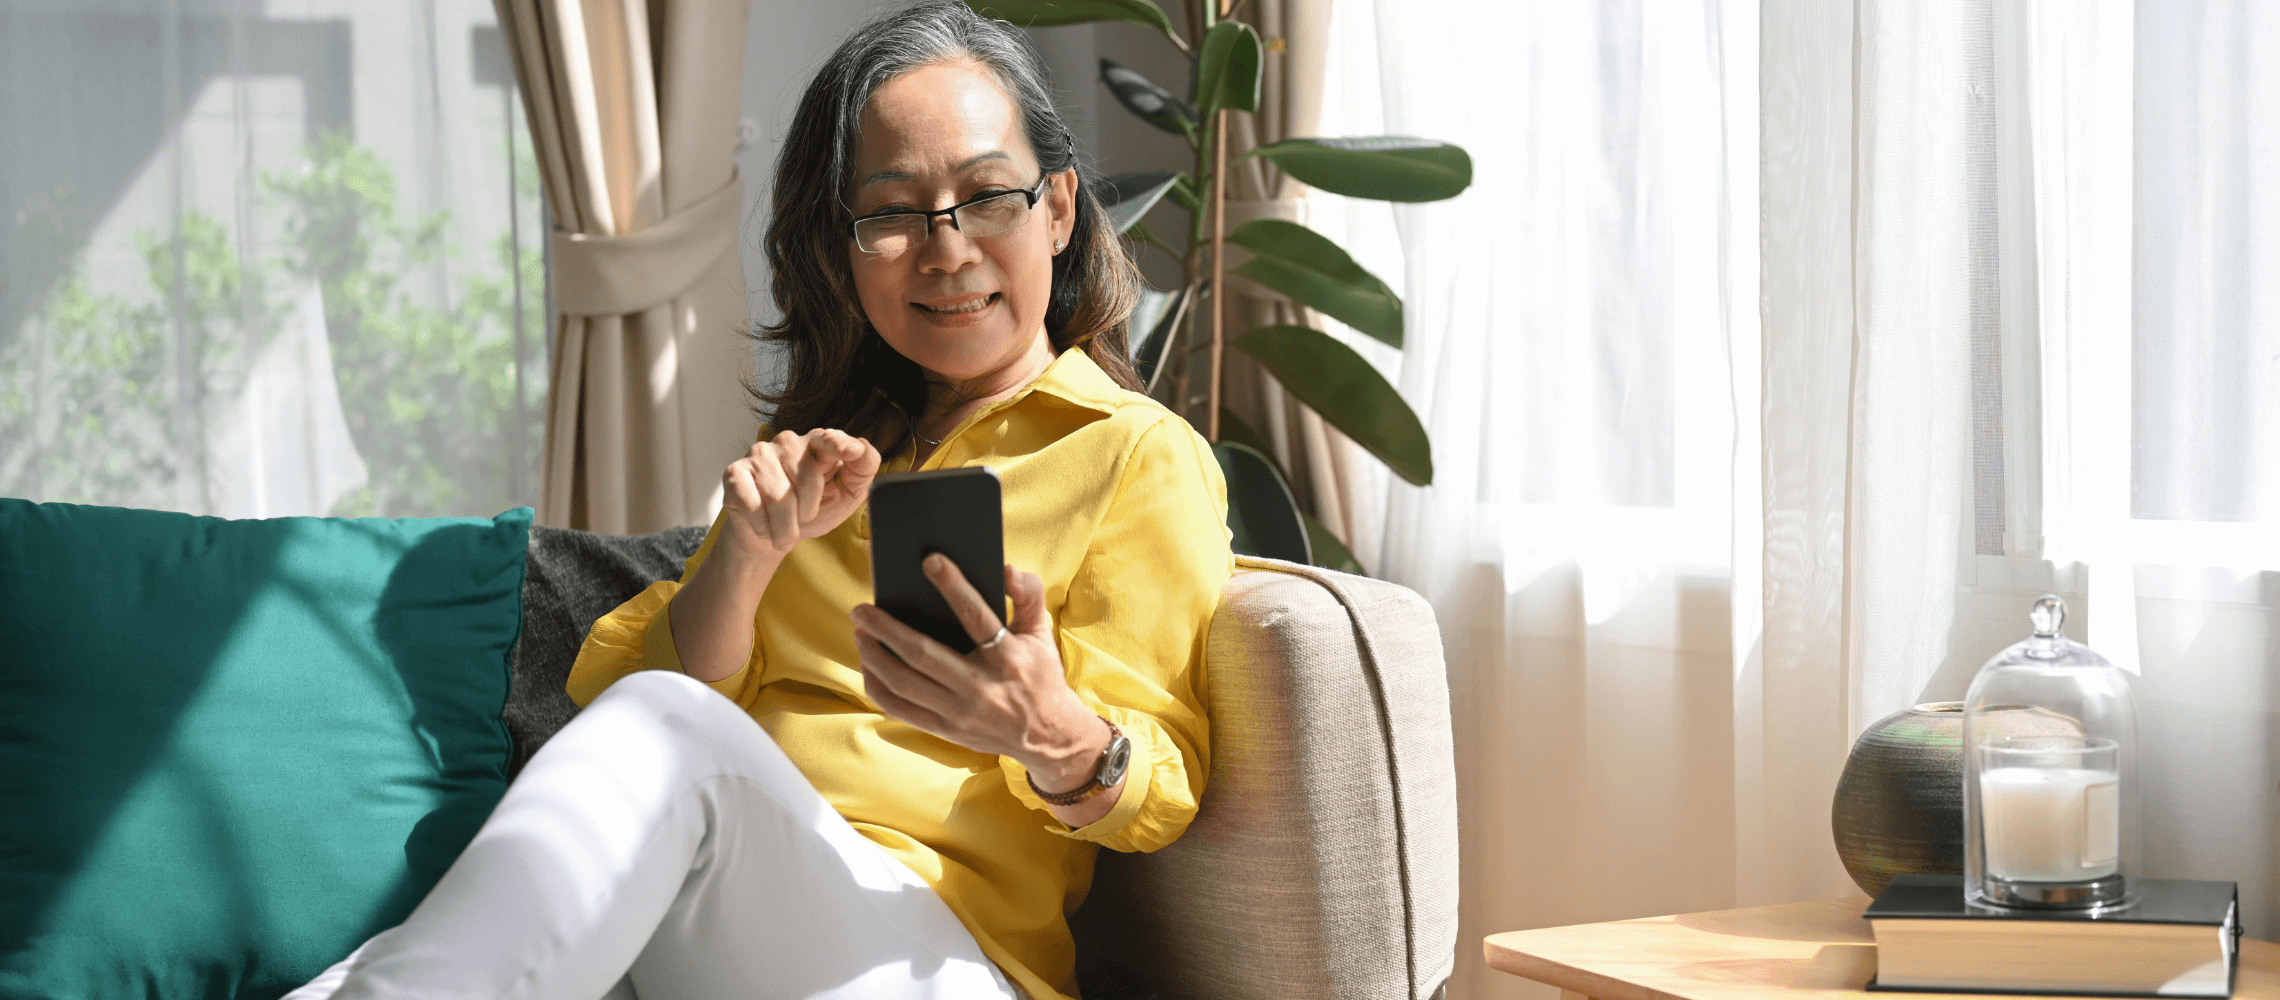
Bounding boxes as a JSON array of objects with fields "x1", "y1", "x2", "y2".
[{"x1": 1028, "y1": 719, "x2": 1125, "y2": 807}]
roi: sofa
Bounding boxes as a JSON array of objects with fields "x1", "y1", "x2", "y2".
[
  {"x1": 1, "y1": 508, "x2": 1456, "y2": 1000},
  {"x1": 513, "y1": 526, "x2": 1458, "y2": 1000}
]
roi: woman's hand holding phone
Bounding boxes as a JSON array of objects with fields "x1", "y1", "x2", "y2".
[
  {"x1": 720, "y1": 429, "x2": 882, "y2": 555},
  {"x1": 851, "y1": 555, "x2": 1122, "y2": 829}
]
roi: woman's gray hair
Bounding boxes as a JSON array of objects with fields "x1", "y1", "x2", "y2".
[
  {"x1": 821, "y1": 1, "x2": 1078, "y2": 206},
  {"x1": 755, "y1": 0, "x2": 1142, "y2": 452}
]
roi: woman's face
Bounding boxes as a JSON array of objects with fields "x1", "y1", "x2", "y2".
[{"x1": 847, "y1": 59, "x2": 1075, "y2": 385}]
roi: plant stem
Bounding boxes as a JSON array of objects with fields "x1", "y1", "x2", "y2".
[
  {"x1": 1207, "y1": 107, "x2": 1226, "y2": 443},
  {"x1": 1177, "y1": 73, "x2": 1212, "y2": 427},
  {"x1": 1172, "y1": 306, "x2": 1192, "y2": 418}
]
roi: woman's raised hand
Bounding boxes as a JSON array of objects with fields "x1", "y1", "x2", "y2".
[{"x1": 721, "y1": 429, "x2": 882, "y2": 555}]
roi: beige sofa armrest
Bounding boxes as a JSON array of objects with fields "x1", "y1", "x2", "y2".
[{"x1": 1071, "y1": 557, "x2": 1458, "y2": 1000}]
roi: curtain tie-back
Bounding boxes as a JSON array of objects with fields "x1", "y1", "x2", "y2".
[{"x1": 550, "y1": 171, "x2": 742, "y2": 317}]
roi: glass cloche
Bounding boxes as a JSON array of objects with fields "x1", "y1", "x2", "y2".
[{"x1": 1962, "y1": 595, "x2": 2139, "y2": 911}]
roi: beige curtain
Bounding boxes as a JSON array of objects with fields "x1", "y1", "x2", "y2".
[
  {"x1": 1203, "y1": 0, "x2": 1359, "y2": 546},
  {"x1": 496, "y1": 0, "x2": 755, "y2": 534}
]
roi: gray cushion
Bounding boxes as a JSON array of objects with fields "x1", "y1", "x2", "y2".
[
  {"x1": 1070, "y1": 557, "x2": 1458, "y2": 1000},
  {"x1": 504, "y1": 524, "x2": 707, "y2": 775}
]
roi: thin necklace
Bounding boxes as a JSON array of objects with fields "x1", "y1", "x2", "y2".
[{"x1": 913, "y1": 352, "x2": 1046, "y2": 451}]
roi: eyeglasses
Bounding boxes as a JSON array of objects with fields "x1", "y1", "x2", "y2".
[{"x1": 849, "y1": 174, "x2": 1051, "y2": 254}]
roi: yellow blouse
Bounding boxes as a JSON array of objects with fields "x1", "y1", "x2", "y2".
[{"x1": 565, "y1": 347, "x2": 1234, "y2": 1000}]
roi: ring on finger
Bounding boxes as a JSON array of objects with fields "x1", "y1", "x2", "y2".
[{"x1": 975, "y1": 625, "x2": 1009, "y2": 652}]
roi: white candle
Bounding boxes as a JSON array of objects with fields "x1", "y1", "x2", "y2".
[{"x1": 1981, "y1": 766, "x2": 2120, "y2": 882}]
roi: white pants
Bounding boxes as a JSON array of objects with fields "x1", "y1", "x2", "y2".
[{"x1": 287, "y1": 670, "x2": 1019, "y2": 1000}]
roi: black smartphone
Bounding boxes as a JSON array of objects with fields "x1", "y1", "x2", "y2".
[{"x1": 867, "y1": 466, "x2": 1005, "y2": 654}]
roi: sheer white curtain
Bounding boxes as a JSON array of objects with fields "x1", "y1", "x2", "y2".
[
  {"x1": 2037, "y1": 0, "x2": 2280, "y2": 936},
  {"x1": 0, "y1": 1, "x2": 544, "y2": 520},
  {"x1": 1825, "y1": 0, "x2": 2280, "y2": 939},
  {"x1": 1310, "y1": 3, "x2": 1833, "y2": 999},
  {"x1": 1327, "y1": 0, "x2": 2280, "y2": 997}
]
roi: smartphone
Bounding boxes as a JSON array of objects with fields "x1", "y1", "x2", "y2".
[{"x1": 867, "y1": 466, "x2": 1005, "y2": 654}]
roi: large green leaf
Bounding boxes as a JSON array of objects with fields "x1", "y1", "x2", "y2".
[
  {"x1": 1236, "y1": 325, "x2": 1433, "y2": 486},
  {"x1": 1129, "y1": 285, "x2": 1189, "y2": 391},
  {"x1": 1220, "y1": 407, "x2": 1369, "y2": 575},
  {"x1": 1099, "y1": 60, "x2": 1197, "y2": 136},
  {"x1": 1226, "y1": 219, "x2": 1403, "y2": 347},
  {"x1": 1251, "y1": 137, "x2": 1473, "y2": 202},
  {"x1": 1213, "y1": 441, "x2": 1311, "y2": 565},
  {"x1": 1303, "y1": 512, "x2": 1366, "y2": 576},
  {"x1": 1099, "y1": 171, "x2": 1181, "y2": 234},
  {"x1": 1167, "y1": 173, "x2": 1203, "y2": 214},
  {"x1": 968, "y1": 0, "x2": 1180, "y2": 41},
  {"x1": 1194, "y1": 20, "x2": 1262, "y2": 116},
  {"x1": 1216, "y1": 406, "x2": 1277, "y2": 462}
]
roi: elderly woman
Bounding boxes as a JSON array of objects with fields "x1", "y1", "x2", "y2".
[{"x1": 285, "y1": 3, "x2": 1229, "y2": 999}]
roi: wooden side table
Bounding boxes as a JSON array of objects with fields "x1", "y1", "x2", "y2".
[{"x1": 1485, "y1": 896, "x2": 2280, "y2": 1000}]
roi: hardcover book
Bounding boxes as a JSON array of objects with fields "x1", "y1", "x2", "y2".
[{"x1": 1866, "y1": 875, "x2": 2240, "y2": 998}]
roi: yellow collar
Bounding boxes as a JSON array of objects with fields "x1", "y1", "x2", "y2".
[
  {"x1": 1011, "y1": 346, "x2": 1127, "y2": 416},
  {"x1": 891, "y1": 347, "x2": 1131, "y2": 473}
]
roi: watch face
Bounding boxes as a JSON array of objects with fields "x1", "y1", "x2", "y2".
[{"x1": 1100, "y1": 733, "x2": 1132, "y2": 787}]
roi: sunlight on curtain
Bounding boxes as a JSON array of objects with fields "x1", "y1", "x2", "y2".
[
  {"x1": 1313, "y1": 2, "x2": 1788, "y2": 998},
  {"x1": 2036, "y1": 0, "x2": 2280, "y2": 936},
  {"x1": 1337, "y1": 0, "x2": 2280, "y2": 994},
  {"x1": 0, "y1": 1, "x2": 544, "y2": 519},
  {"x1": 1852, "y1": 0, "x2": 2280, "y2": 937}
]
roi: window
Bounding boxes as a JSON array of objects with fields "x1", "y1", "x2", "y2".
[{"x1": 1, "y1": 1, "x2": 544, "y2": 518}]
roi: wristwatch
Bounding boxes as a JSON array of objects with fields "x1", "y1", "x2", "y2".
[{"x1": 1028, "y1": 718, "x2": 1131, "y2": 807}]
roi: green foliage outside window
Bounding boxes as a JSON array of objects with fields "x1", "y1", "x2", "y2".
[{"x1": 0, "y1": 132, "x2": 544, "y2": 518}]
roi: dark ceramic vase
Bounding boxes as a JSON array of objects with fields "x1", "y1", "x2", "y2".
[
  {"x1": 1831, "y1": 701, "x2": 2082, "y2": 896},
  {"x1": 1832, "y1": 703, "x2": 1967, "y2": 897}
]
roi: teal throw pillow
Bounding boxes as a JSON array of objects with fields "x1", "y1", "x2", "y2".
[{"x1": 0, "y1": 501, "x2": 530, "y2": 1000}]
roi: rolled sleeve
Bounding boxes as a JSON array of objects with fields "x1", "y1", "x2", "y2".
[
  {"x1": 566, "y1": 513, "x2": 754, "y2": 706},
  {"x1": 998, "y1": 416, "x2": 1233, "y2": 853},
  {"x1": 998, "y1": 706, "x2": 1156, "y2": 843}
]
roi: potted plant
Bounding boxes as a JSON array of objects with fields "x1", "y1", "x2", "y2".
[{"x1": 971, "y1": 0, "x2": 1471, "y2": 574}]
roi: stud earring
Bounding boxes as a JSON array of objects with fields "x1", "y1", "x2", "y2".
[{"x1": 1054, "y1": 239, "x2": 1064, "y2": 253}]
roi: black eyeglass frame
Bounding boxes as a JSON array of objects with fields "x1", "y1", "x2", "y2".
[{"x1": 847, "y1": 172, "x2": 1054, "y2": 253}]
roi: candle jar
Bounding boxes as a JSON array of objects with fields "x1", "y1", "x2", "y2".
[{"x1": 1963, "y1": 595, "x2": 2138, "y2": 911}]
